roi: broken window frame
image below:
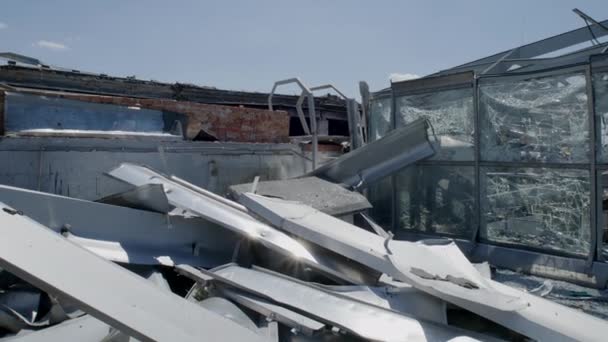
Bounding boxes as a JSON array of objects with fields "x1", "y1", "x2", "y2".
[
  {"x1": 390, "y1": 72, "x2": 478, "y2": 238},
  {"x1": 367, "y1": 90, "x2": 393, "y2": 143},
  {"x1": 366, "y1": 90, "x2": 395, "y2": 229}
]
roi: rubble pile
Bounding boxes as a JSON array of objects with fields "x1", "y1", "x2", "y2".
[{"x1": 0, "y1": 119, "x2": 606, "y2": 342}]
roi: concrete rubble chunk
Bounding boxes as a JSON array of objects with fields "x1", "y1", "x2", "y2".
[
  {"x1": 0, "y1": 203, "x2": 267, "y2": 342},
  {"x1": 229, "y1": 176, "x2": 372, "y2": 216}
]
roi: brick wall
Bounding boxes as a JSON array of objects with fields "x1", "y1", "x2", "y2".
[{"x1": 5, "y1": 90, "x2": 290, "y2": 143}]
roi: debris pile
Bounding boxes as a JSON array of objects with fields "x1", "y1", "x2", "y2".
[{"x1": 0, "y1": 119, "x2": 606, "y2": 342}]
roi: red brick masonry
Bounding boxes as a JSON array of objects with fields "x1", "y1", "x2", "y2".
[{"x1": 2, "y1": 90, "x2": 290, "y2": 143}]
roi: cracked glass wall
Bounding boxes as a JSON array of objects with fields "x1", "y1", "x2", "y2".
[
  {"x1": 479, "y1": 73, "x2": 589, "y2": 163},
  {"x1": 369, "y1": 68, "x2": 596, "y2": 258},
  {"x1": 595, "y1": 71, "x2": 608, "y2": 162},
  {"x1": 480, "y1": 167, "x2": 591, "y2": 255},
  {"x1": 366, "y1": 176, "x2": 393, "y2": 229},
  {"x1": 369, "y1": 96, "x2": 392, "y2": 142},
  {"x1": 595, "y1": 71, "x2": 608, "y2": 259},
  {"x1": 396, "y1": 165, "x2": 475, "y2": 237},
  {"x1": 601, "y1": 171, "x2": 608, "y2": 260},
  {"x1": 393, "y1": 86, "x2": 475, "y2": 236},
  {"x1": 478, "y1": 71, "x2": 592, "y2": 256},
  {"x1": 367, "y1": 97, "x2": 393, "y2": 229},
  {"x1": 396, "y1": 88, "x2": 474, "y2": 160}
]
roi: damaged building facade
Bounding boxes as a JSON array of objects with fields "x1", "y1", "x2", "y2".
[
  {"x1": 367, "y1": 13, "x2": 608, "y2": 288},
  {"x1": 1, "y1": 9, "x2": 608, "y2": 342}
]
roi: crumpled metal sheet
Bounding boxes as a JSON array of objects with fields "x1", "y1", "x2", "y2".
[
  {"x1": 4, "y1": 268, "x2": 175, "y2": 342},
  {"x1": 176, "y1": 264, "x2": 326, "y2": 337},
  {"x1": 0, "y1": 203, "x2": 266, "y2": 342},
  {"x1": 206, "y1": 264, "x2": 492, "y2": 342},
  {"x1": 319, "y1": 285, "x2": 447, "y2": 325},
  {"x1": 96, "y1": 184, "x2": 172, "y2": 214},
  {"x1": 221, "y1": 288, "x2": 326, "y2": 337},
  {"x1": 239, "y1": 193, "x2": 526, "y2": 311},
  {"x1": 0, "y1": 289, "x2": 41, "y2": 333},
  {"x1": 108, "y1": 163, "x2": 379, "y2": 285},
  {"x1": 240, "y1": 193, "x2": 608, "y2": 341}
]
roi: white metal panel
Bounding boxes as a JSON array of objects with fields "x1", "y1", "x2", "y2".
[{"x1": 0, "y1": 204, "x2": 266, "y2": 342}]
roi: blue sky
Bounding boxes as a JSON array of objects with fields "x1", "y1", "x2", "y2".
[{"x1": 0, "y1": 1, "x2": 607, "y2": 97}]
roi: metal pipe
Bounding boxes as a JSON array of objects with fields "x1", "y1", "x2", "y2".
[
  {"x1": 268, "y1": 77, "x2": 318, "y2": 169},
  {"x1": 307, "y1": 94, "x2": 318, "y2": 170}
]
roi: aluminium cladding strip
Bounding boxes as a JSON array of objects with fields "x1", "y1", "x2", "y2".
[
  {"x1": 204, "y1": 264, "x2": 492, "y2": 342},
  {"x1": 221, "y1": 288, "x2": 326, "y2": 337},
  {"x1": 108, "y1": 163, "x2": 378, "y2": 285},
  {"x1": 177, "y1": 264, "x2": 325, "y2": 337},
  {"x1": 307, "y1": 118, "x2": 435, "y2": 189},
  {"x1": 320, "y1": 284, "x2": 447, "y2": 325},
  {"x1": 0, "y1": 184, "x2": 236, "y2": 267},
  {"x1": 240, "y1": 193, "x2": 525, "y2": 310},
  {"x1": 0, "y1": 204, "x2": 266, "y2": 342},
  {"x1": 240, "y1": 193, "x2": 608, "y2": 342}
]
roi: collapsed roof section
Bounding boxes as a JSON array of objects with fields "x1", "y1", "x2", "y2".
[
  {"x1": 0, "y1": 85, "x2": 291, "y2": 143},
  {"x1": 0, "y1": 57, "x2": 352, "y2": 138}
]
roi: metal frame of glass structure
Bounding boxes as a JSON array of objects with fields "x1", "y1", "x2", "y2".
[{"x1": 366, "y1": 18, "x2": 608, "y2": 287}]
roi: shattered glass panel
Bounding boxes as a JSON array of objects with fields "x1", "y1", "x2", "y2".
[
  {"x1": 367, "y1": 176, "x2": 393, "y2": 230},
  {"x1": 601, "y1": 171, "x2": 608, "y2": 260},
  {"x1": 396, "y1": 165, "x2": 475, "y2": 237},
  {"x1": 593, "y1": 72, "x2": 608, "y2": 162},
  {"x1": 369, "y1": 97, "x2": 392, "y2": 142},
  {"x1": 480, "y1": 73, "x2": 589, "y2": 163},
  {"x1": 481, "y1": 167, "x2": 590, "y2": 255},
  {"x1": 395, "y1": 88, "x2": 474, "y2": 161}
]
